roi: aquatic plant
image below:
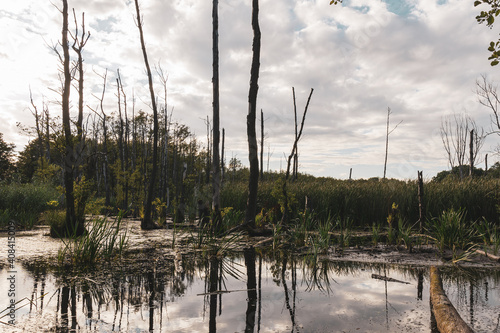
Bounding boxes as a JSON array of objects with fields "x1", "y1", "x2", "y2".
[
  {"x1": 427, "y1": 208, "x2": 477, "y2": 261},
  {"x1": 57, "y1": 212, "x2": 128, "y2": 266}
]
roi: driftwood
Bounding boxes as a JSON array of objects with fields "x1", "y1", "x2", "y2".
[
  {"x1": 430, "y1": 266, "x2": 474, "y2": 333},
  {"x1": 474, "y1": 249, "x2": 500, "y2": 262},
  {"x1": 371, "y1": 274, "x2": 410, "y2": 284}
]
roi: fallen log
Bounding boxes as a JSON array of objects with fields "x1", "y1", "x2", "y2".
[
  {"x1": 430, "y1": 266, "x2": 474, "y2": 333},
  {"x1": 474, "y1": 249, "x2": 500, "y2": 263},
  {"x1": 371, "y1": 274, "x2": 410, "y2": 284}
]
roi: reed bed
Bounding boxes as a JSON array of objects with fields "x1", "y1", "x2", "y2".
[
  {"x1": 0, "y1": 182, "x2": 60, "y2": 229},
  {"x1": 221, "y1": 177, "x2": 500, "y2": 228}
]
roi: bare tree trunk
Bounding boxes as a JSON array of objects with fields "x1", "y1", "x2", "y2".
[
  {"x1": 71, "y1": 9, "x2": 89, "y2": 173},
  {"x1": 134, "y1": 0, "x2": 159, "y2": 230},
  {"x1": 260, "y1": 109, "x2": 264, "y2": 181},
  {"x1": 29, "y1": 88, "x2": 44, "y2": 164},
  {"x1": 221, "y1": 128, "x2": 225, "y2": 187},
  {"x1": 383, "y1": 107, "x2": 402, "y2": 179},
  {"x1": 44, "y1": 105, "x2": 51, "y2": 161},
  {"x1": 293, "y1": 99, "x2": 298, "y2": 181},
  {"x1": 212, "y1": 0, "x2": 222, "y2": 232},
  {"x1": 245, "y1": 0, "x2": 261, "y2": 230},
  {"x1": 281, "y1": 88, "x2": 313, "y2": 225},
  {"x1": 61, "y1": 0, "x2": 82, "y2": 236},
  {"x1": 417, "y1": 170, "x2": 424, "y2": 232},
  {"x1": 469, "y1": 129, "x2": 474, "y2": 177}
]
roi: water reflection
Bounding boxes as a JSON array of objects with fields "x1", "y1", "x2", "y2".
[{"x1": 1, "y1": 255, "x2": 499, "y2": 332}]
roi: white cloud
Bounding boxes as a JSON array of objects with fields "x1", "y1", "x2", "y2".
[{"x1": 0, "y1": 0, "x2": 499, "y2": 179}]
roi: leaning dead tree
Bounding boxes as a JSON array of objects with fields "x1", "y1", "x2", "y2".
[
  {"x1": 134, "y1": 0, "x2": 159, "y2": 230},
  {"x1": 245, "y1": 0, "x2": 261, "y2": 229},
  {"x1": 282, "y1": 87, "x2": 314, "y2": 225}
]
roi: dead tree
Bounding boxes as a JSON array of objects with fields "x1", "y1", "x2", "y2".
[
  {"x1": 212, "y1": 0, "x2": 222, "y2": 231},
  {"x1": 440, "y1": 112, "x2": 484, "y2": 179},
  {"x1": 134, "y1": 0, "x2": 159, "y2": 229},
  {"x1": 417, "y1": 170, "x2": 424, "y2": 232},
  {"x1": 383, "y1": 107, "x2": 402, "y2": 179},
  {"x1": 89, "y1": 68, "x2": 111, "y2": 208},
  {"x1": 260, "y1": 109, "x2": 264, "y2": 181},
  {"x1": 61, "y1": 0, "x2": 83, "y2": 236},
  {"x1": 70, "y1": 8, "x2": 90, "y2": 156},
  {"x1": 282, "y1": 88, "x2": 314, "y2": 225},
  {"x1": 245, "y1": 0, "x2": 261, "y2": 230}
]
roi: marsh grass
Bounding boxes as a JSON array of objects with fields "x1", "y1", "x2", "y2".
[
  {"x1": 57, "y1": 212, "x2": 128, "y2": 266},
  {"x1": 0, "y1": 183, "x2": 59, "y2": 229},
  {"x1": 427, "y1": 208, "x2": 478, "y2": 262},
  {"x1": 221, "y1": 177, "x2": 500, "y2": 228}
]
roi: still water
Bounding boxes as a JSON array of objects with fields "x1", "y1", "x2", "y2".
[{"x1": 1, "y1": 252, "x2": 499, "y2": 333}]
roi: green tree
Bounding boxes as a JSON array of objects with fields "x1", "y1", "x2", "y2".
[
  {"x1": 475, "y1": 0, "x2": 500, "y2": 65},
  {"x1": 0, "y1": 133, "x2": 15, "y2": 181}
]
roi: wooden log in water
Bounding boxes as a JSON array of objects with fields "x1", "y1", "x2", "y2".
[
  {"x1": 430, "y1": 266, "x2": 474, "y2": 333},
  {"x1": 474, "y1": 249, "x2": 500, "y2": 262}
]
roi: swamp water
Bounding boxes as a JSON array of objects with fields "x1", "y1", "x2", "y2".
[
  {"x1": 0, "y1": 223, "x2": 499, "y2": 332},
  {"x1": 1, "y1": 256, "x2": 500, "y2": 332}
]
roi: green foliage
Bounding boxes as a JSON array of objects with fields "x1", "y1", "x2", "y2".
[
  {"x1": 0, "y1": 133, "x2": 15, "y2": 181},
  {"x1": 57, "y1": 213, "x2": 128, "y2": 266},
  {"x1": 475, "y1": 0, "x2": 500, "y2": 65},
  {"x1": 0, "y1": 183, "x2": 59, "y2": 229},
  {"x1": 427, "y1": 208, "x2": 478, "y2": 261},
  {"x1": 33, "y1": 157, "x2": 61, "y2": 185}
]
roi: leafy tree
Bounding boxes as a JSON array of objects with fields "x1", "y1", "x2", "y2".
[
  {"x1": 0, "y1": 133, "x2": 15, "y2": 181},
  {"x1": 475, "y1": 0, "x2": 500, "y2": 65}
]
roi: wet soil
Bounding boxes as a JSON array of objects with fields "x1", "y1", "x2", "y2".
[{"x1": 1, "y1": 217, "x2": 498, "y2": 271}]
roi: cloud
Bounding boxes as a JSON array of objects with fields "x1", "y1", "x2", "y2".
[{"x1": 0, "y1": 0, "x2": 498, "y2": 179}]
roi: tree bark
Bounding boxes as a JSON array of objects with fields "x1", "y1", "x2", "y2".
[
  {"x1": 212, "y1": 0, "x2": 222, "y2": 232},
  {"x1": 260, "y1": 109, "x2": 264, "y2": 180},
  {"x1": 61, "y1": 0, "x2": 83, "y2": 236},
  {"x1": 430, "y1": 266, "x2": 474, "y2": 333},
  {"x1": 245, "y1": 0, "x2": 261, "y2": 229},
  {"x1": 134, "y1": 0, "x2": 159, "y2": 230}
]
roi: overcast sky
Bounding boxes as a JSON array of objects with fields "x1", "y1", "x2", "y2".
[{"x1": 1, "y1": 0, "x2": 499, "y2": 179}]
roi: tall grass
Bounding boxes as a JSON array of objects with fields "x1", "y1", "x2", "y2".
[
  {"x1": 57, "y1": 213, "x2": 128, "y2": 266},
  {"x1": 0, "y1": 183, "x2": 59, "y2": 229},
  {"x1": 221, "y1": 177, "x2": 500, "y2": 228},
  {"x1": 426, "y1": 208, "x2": 477, "y2": 262}
]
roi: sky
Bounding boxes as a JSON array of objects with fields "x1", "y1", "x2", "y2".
[{"x1": 1, "y1": 0, "x2": 500, "y2": 180}]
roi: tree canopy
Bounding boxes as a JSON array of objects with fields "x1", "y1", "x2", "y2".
[{"x1": 0, "y1": 133, "x2": 15, "y2": 181}]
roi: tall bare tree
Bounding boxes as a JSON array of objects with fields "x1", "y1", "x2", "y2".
[
  {"x1": 245, "y1": 0, "x2": 261, "y2": 230},
  {"x1": 134, "y1": 0, "x2": 159, "y2": 229},
  {"x1": 212, "y1": 0, "x2": 222, "y2": 231},
  {"x1": 477, "y1": 74, "x2": 500, "y2": 154},
  {"x1": 282, "y1": 88, "x2": 313, "y2": 225},
  {"x1": 383, "y1": 107, "x2": 402, "y2": 179},
  {"x1": 61, "y1": 0, "x2": 84, "y2": 236}
]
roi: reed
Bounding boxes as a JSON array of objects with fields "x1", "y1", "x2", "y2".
[
  {"x1": 221, "y1": 177, "x2": 500, "y2": 228},
  {"x1": 0, "y1": 183, "x2": 59, "y2": 229},
  {"x1": 57, "y1": 212, "x2": 128, "y2": 266}
]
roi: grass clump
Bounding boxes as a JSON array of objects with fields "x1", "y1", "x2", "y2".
[
  {"x1": 57, "y1": 212, "x2": 128, "y2": 266},
  {"x1": 427, "y1": 208, "x2": 477, "y2": 262}
]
